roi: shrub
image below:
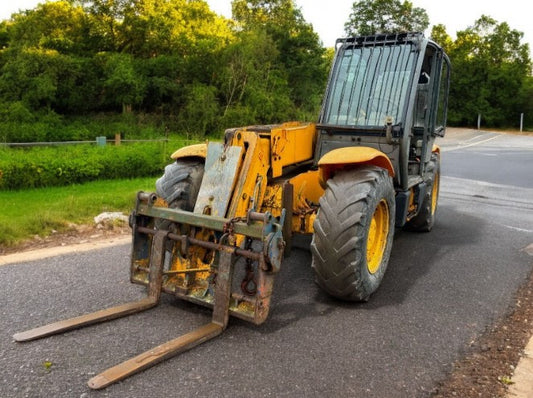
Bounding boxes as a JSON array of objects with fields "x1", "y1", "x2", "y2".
[{"x1": 0, "y1": 141, "x2": 184, "y2": 190}]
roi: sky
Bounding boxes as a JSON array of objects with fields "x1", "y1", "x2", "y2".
[{"x1": 0, "y1": 0, "x2": 531, "y2": 49}]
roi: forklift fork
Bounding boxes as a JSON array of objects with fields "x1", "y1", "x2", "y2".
[{"x1": 13, "y1": 228, "x2": 236, "y2": 390}]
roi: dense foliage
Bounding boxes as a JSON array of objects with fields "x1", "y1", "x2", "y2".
[
  {"x1": 431, "y1": 18, "x2": 532, "y2": 128},
  {"x1": 0, "y1": 0, "x2": 530, "y2": 145},
  {"x1": 346, "y1": 1, "x2": 532, "y2": 129},
  {"x1": 0, "y1": 0, "x2": 328, "y2": 142},
  {"x1": 0, "y1": 140, "x2": 183, "y2": 189},
  {"x1": 345, "y1": 0, "x2": 429, "y2": 36}
]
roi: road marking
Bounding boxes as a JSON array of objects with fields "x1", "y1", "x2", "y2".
[
  {"x1": 441, "y1": 134, "x2": 501, "y2": 152},
  {"x1": 463, "y1": 133, "x2": 488, "y2": 143},
  {"x1": 503, "y1": 225, "x2": 533, "y2": 233}
]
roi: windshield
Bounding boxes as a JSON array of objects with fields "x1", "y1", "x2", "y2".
[{"x1": 322, "y1": 42, "x2": 417, "y2": 127}]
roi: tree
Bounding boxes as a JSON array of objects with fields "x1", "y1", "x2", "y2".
[
  {"x1": 217, "y1": 28, "x2": 294, "y2": 125},
  {"x1": 118, "y1": 0, "x2": 234, "y2": 118},
  {"x1": 0, "y1": 48, "x2": 62, "y2": 110},
  {"x1": 446, "y1": 16, "x2": 531, "y2": 127},
  {"x1": 5, "y1": 1, "x2": 89, "y2": 54},
  {"x1": 231, "y1": 0, "x2": 327, "y2": 118},
  {"x1": 100, "y1": 53, "x2": 146, "y2": 113},
  {"x1": 218, "y1": 30, "x2": 276, "y2": 117},
  {"x1": 430, "y1": 24, "x2": 453, "y2": 54},
  {"x1": 119, "y1": 0, "x2": 233, "y2": 58},
  {"x1": 232, "y1": 0, "x2": 295, "y2": 26},
  {"x1": 344, "y1": 0, "x2": 429, "y2": 36},
  {"x1": 78, "y1": 0, "x2": 130, "y2": 52},
  {"x1": 140, "y1": 55, "x2": 185, "y2": 114},
  {"x1": 0, "y1": 0, "x2": 334, "y2": 138},
  {"x1": 0, "y1": 21, "x2": 9, "y2": 49},
  {"x1": 518, "y1": 76, "x2": 533, "y2": 128},
  {"x1": 179, "y1": 83, "x2": 219, "y2": 135}
]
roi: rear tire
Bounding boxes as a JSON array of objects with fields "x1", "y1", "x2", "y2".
[
  {"x1": 156, "y1": 159, "x2": 204, "y2": 211},
  {"x1": 311, "y1": 166, "x2": 395, "y2": 301},
  {"x1": 405, "y1": 153, "x2": 440, "y2": 232}
]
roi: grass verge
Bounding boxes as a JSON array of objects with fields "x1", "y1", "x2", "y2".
[{"x1": 0, "y1": 177, "x2": 156, "y2": 248}]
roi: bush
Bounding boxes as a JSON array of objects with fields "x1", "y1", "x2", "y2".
[
  {"x1": 0, "y1": 111, "x2": 182, "y2": 143},
  {"x1": 0, "y1": 141, "x2": 185, "y2": 190}
]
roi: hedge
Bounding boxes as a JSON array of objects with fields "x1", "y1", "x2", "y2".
[{"x1": 0, "y1": 141, "x2": 186, "y2": 190}]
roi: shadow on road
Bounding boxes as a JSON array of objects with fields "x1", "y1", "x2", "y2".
[
  {"x1": 240, "y1": 202, "x2": 488, "y2": 334},
  {"x1": 146, "y1": 202, "x2": 487, "y2": 336}
]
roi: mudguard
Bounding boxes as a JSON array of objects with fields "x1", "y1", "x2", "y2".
[
  {"x1": 318, "y1": 146, "x2": 395, "y2": 187},
  {"x1": 171, "y1": 143, "x2": 207, "y2": 160}
]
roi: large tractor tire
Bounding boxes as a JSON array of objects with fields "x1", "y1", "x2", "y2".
[
  {"x1": 405, "y1": 153, "x2": 440, "y2": 232},
  {"x1": 311, "y1": 166, "x2": 395, "y2": 301},
  {"x1": 156, "y1": 158, "x2": 205, "y2": 211}
]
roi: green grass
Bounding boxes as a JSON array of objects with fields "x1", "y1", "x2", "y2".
[{"x1": 0, "y1": 177, "x2": 156, "y2": 247}]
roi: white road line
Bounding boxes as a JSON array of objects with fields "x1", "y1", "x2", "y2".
[
  {"x1": 439, "y1": 176, "x2": 533, "y2": 210},
  {"x1": 463, "y1": 134, "x2": 488, "y2": 143},
  {"x1": 441, "y1": 134, "x2": 501, "y2": 152},
  {"x1": 503, "y1": 225, "x2": 533, "y2": 233}
]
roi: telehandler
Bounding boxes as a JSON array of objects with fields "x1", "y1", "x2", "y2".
[{"x1": 14, "y1": 32, "x2": 450, "y2": 389}]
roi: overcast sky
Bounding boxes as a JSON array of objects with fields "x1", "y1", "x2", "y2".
[{"x1": 1, "y1": 0, "x2": 531, "y2": 49}]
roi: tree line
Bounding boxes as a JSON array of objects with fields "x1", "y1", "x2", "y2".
[{"x1": 0, "y1": 0, "x2": 531, "y2": 143}]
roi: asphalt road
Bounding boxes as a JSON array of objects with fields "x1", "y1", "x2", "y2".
[{"x1": 1, "y1": 129, "x2": 533, "y2": 398}]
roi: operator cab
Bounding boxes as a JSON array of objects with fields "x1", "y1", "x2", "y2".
[
  {"x1": 315, "y1": 32, "x2": 450, "y2": 189},
  {"x1": 320, "y1": 34, "x2": 416, "y2": 128}
]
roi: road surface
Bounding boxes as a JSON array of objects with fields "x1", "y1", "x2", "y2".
[{"x1": 1, "y1": 128, "x2": 532, "y2": 397}]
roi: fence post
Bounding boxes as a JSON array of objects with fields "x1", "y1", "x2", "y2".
[
  {"x1": 115, "y1": 133, "x2": 121, "y2": 146},
  {"x1": 520, "y1": 113, "x2": 524, "y2": 132},
  {"x1": 477, "y1": 114, "x2": 481, "y2": 130}
]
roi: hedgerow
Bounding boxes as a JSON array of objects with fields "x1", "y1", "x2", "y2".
[{"x1": 0, "y1": 141, "x2": 185, "y2": 190}]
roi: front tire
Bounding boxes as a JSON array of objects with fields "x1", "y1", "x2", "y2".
[{"x1": 311, "y1": 166, "x2": 395, "y2": 301}]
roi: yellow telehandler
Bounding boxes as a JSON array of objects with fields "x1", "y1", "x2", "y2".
[{"x1": 14, "y1": 32, "x2": 450, "y2": 389}]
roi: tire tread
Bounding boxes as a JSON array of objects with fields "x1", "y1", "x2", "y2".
[{"x1": 311, "y1": 166, "x2": 395, "y2": 301}]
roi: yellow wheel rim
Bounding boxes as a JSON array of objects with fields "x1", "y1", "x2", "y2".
[
  {"x1": 431, "y1": 172, "x2": 439, "y2": 216},
  {"x1": 366, "y1": 199, "x2": 390, "y2": 274}
]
